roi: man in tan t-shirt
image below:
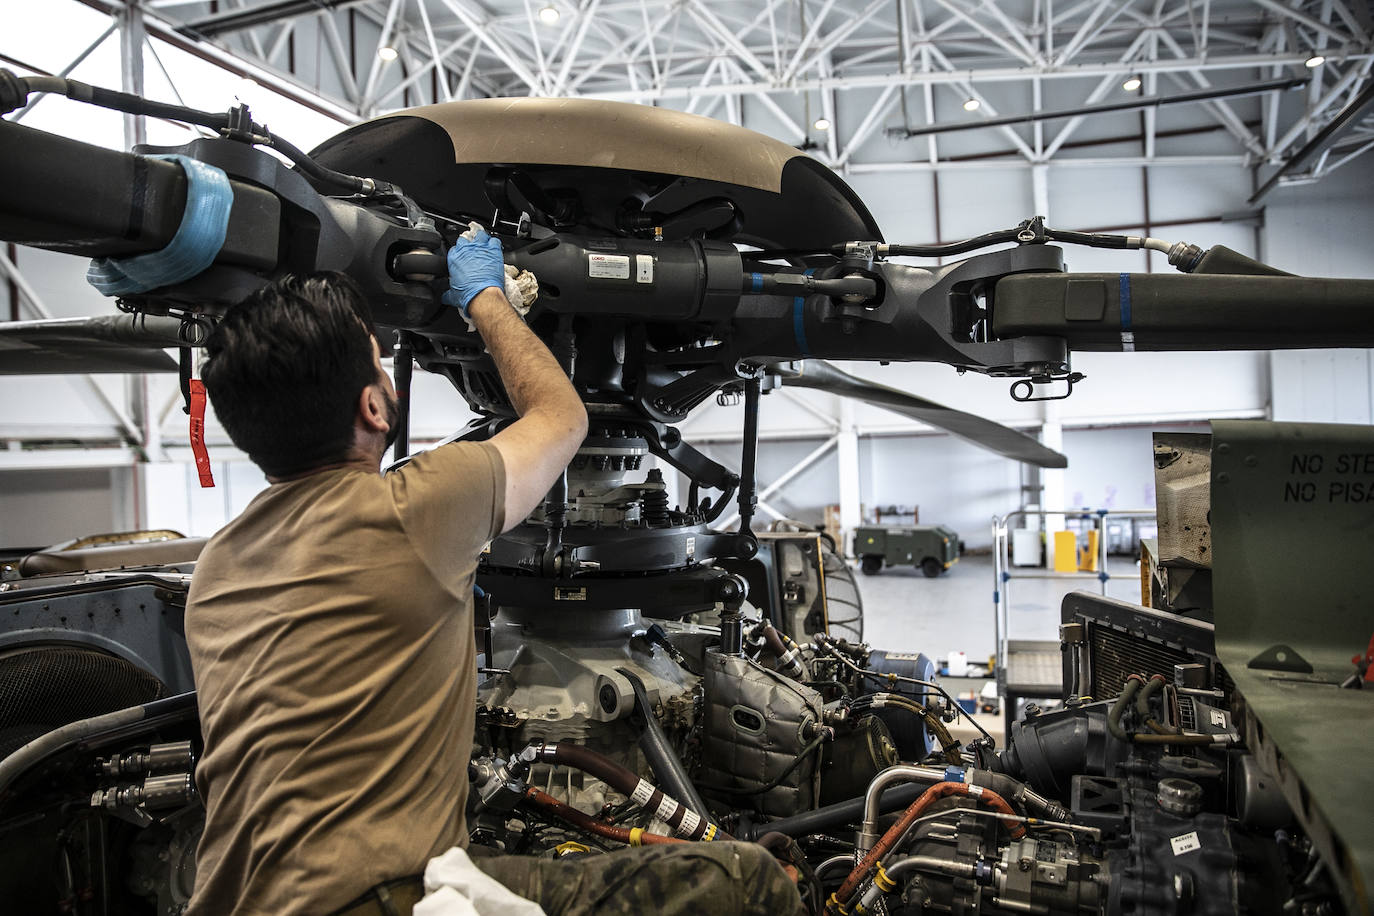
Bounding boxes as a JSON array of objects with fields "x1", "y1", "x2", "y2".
[
  {"x1": 185, "y1": 235, "x2": 805, "y2": 916},
  {"x1": 186, "y1": 232, "x2": 587, "y2": 915}
]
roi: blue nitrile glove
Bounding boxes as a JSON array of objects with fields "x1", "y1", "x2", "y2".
[{"x1": 441, "y1": 229, "x2": 506, "y2": 315}]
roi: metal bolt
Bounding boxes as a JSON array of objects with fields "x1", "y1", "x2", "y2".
[
  {"x1": 1019, "y1": 857, "x2": 1034, "y2": 871},
  {"x1": 1243, "y1": 454, "x2": 1258, "y2": 467}
]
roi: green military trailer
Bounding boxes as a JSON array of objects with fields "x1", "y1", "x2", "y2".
[{"x1": 854, "y1": 524, "x2": 961, "y2": 577}]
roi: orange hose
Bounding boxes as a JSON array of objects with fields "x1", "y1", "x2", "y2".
[
  {"x1": 831, "y1": 782, "x2": 1023, "y2": 910},
  {"x1": 524, "y1": 787, "x2": 685, "y2": 847}
]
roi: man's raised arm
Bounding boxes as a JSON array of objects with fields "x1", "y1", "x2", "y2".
[{"x1": 444, "y1": 232, "x2": 588, "y2": 531}]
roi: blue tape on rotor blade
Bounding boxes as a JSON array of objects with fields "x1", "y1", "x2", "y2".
[
  {"x1": 1118, "y1": 273, "x2": 1132, "y2": 330},
  {"x1": 750, "y1": 272, "x2": 763, "y2": 293},
  {"x1": 87, "y1": 155, "x2": 233, "y2": 296},
  {"x1": 792, "y1": 268, "x2": 815, "y2": 357}
]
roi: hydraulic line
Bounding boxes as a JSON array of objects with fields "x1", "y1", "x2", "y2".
[
  {"x1": 0, "y1": 69, "x2": 388, "y2": 200},
  {"x1": 737, "y1": 781, "x2": 930, "y2": 841},
  {"x1": 743, "y1": 216, "x2": 1209, "y2": 274},
  {"x1": 960, "y1": 769, "x2": 1071, "y2": 824},
  {"x1": 857, "y1": 765, "x2": 948, "y2": 853},
  {"x1": 813, "y1": 634, "x2": 996, "y2": 747},
  {"x1": 833, "y1": 782, "x2": 1023, "y2": 912},
  {"x1": 523, "y1": 787, "x2": 684, "y2": 847},
  {"x1": 1106, "y1": 675, "x2": 1145, "y2": 742},
  {"x1": 1108, "y1": 673, "x2": 1218, "y2": 747},
  {"x1": 532, "y1": 743, "x2": 730, "y2": 841},
  {"x1": 755, "y1": 622, "x2": 812, "y2": 681}
]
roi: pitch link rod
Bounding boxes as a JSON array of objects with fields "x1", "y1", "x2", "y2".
[{"x1": 740, "y1": 271, "x2": 877, "y2": 301}]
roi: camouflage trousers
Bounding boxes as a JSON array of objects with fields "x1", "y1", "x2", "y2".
[{"x1": 467, "y1": 841, "x2": 807, "y2": 916}]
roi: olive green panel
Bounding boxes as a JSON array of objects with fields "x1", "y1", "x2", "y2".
[{"x1": 1210, "y1": 420, "x2": 1374, "y2": 914}]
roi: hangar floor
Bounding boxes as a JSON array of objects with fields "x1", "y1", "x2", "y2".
[{"x1": 854, "y1": 553, "x2": 1142, "y2": 665}]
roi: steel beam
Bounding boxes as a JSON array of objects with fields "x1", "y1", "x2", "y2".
[
  {"x1": 1251, "y1": 76, "x2": 1374, "y2": 201},
  {"x1": 182, "y1": 0, "x2": 362, "y2": 37}
]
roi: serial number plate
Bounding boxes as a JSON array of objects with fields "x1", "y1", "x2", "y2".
[{"x1": 1170, "y1": 832, "x2": 1201, "y2": 856}]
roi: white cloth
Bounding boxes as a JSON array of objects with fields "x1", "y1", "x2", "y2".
[{"x1": 414, "y1": 847, "x2": 547, "y2": 916}]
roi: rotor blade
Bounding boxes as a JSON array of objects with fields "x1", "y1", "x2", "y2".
[
  {"x1": 779, "y1": 360, "x2": 1068, "y2": 468},
  {"x1": 0, "y1": 315, "x2": 185, "y2": 374}
]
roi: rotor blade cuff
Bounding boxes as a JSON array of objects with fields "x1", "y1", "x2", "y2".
[{"x1": 86, "y1": 154, "x2": 232, "y2": 296}]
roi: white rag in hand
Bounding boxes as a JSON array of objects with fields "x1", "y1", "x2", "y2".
[
  {"x1": 412, "y1": 847, "x2": 547, "y2": 916},
  {"x1": 459, "y1": 221, "x2": 538, "y2": 317}
]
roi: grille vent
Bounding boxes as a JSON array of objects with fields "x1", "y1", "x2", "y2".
[{"x1": 0, "y1": 646, "x2": 166, "y2": 759}]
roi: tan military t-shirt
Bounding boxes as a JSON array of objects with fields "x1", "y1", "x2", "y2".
[{"x1": 184, "y1": 441, "x2": 505, "y2": 916}]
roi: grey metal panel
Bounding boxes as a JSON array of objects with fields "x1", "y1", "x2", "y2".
[
  {"x1": 1210, "y1": 419, "x2": 1374, "y2": 914},
  {"x1": 0, "y1": 574, "x2": 195, "y2": 694}
]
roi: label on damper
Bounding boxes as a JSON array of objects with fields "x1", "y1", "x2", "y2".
[{"x1": 588, "y1": 253, "x2": 631, "y2": 279}]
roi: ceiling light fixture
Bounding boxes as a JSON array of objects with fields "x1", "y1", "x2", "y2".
[
  {"x1": 377, "y1": 46, "x2": 398, "y2": 62},
  {"x1": 813, "y1": 117, "x2": 831, "y2": 131},
  {"x1": 538, "y1": 5, "x2": 560, "y2": 24},
  {"x1": 962, "y1": 97, "x2": 981, "y2": 112},
  {"x1": 1122, "y1": 75, "x2": 1142, "y2": 92},
  {"x1": 1305, "y1": 54, "x2": 1325, "y2": 68}
]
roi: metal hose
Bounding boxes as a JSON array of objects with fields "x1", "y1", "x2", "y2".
[
  {"x1": 833, "y1": 782, "x2": 1023, "y2": 912},
  {"x1": 857, "y1": 765, "x2": 948, "y2": 853},
  {"x1": 1108, "y1": 674, "x2": 1217, "y2": 747}
]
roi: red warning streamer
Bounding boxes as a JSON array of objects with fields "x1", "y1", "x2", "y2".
[{"x1": 189, "y1": 379, "x2": 215, "y2": 488}]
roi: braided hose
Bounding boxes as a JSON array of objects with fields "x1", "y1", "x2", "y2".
[
  {"x1": 523, "y1": 787, "x2": 684, "y2": 847},
  {"x1": 535, "y1": 743, "x2": 730, "y2": 841}
]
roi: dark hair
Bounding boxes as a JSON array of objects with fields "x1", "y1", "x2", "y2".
[{"x1": 201, "y1": 272, "x2": 382, "y2": 477}]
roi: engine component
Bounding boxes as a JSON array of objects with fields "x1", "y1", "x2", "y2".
[
  {"x1": 1155, "y1": 777, "x2": 1203, "y2": 817},
  {"x1": 993, "y1": 836, "x2": 1103, "y2": 914},
  {"x1": 91, "y1": 773, "x2": 196, "y2": 814},
  {"x1": 861, "y1": 650, "x2": 939, "y2": 760},
  {"x1": 817, "y1": 715, "x2": 897, "y2": 807},
  {"x1": 697, "y1": 650, "x2": 824, "y2": 818},
  {"x1": 1235, "y1": 754, "x2": 1293, "y2": 831},
  {"x1": 98, "y1": 740, "x2": 194, "y2": 778}
]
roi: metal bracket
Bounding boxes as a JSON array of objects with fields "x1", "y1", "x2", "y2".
[
  {"x1": 1010, "y1": 371, "x2": 1085, "y2": 402},
  {"x1": 1247, "y1": 643, "x2": 1314, "y2": 674}
]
